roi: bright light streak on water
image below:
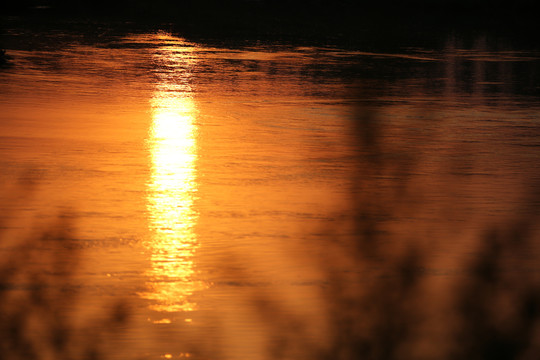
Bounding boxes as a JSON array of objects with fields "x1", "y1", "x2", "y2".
[{"x1": 140, "y1": 34, "x2": 205, "y2": 313}]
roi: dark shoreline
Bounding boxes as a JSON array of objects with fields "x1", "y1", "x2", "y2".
[{"x1": 2, "y1": 1, "x2": 539, "y2": 49}]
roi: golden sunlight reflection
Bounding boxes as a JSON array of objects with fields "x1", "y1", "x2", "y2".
[{"x1": 140, "y1": 33, "x2": 205, "y2": 314}]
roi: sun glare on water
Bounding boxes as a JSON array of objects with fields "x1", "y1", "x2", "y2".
[{"x1": 140, "y1": 33, "x2": 205, "y2": 314}]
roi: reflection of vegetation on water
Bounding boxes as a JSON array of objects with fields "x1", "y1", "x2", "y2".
[{"x1": 0, "y1": 178, "x2": 129, "y2": 360}]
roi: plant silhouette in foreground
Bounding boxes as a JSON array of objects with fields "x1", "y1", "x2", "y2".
[
  {"x1": 0, "y1": 178, "x2": 129, "y2": 360},
  {"x1": 243, "y1": 86, "x2": 540, "y2": 360}
]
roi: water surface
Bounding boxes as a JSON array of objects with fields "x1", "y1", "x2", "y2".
[{"x1": 1, "y1": 24, "x2": 540, "y2": 359}]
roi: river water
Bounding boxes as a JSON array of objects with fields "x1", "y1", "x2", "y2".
[{"x1": 1, "y1": 21, "x2": 540, "y2": 359}]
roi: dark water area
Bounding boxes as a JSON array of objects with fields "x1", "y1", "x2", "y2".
[{"x1": 1, "y1": 12, "x2": 540, "y2": 360}]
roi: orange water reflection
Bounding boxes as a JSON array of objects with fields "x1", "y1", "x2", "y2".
[{"x1": 140, "y1": 34, "x2": 205, "y2": 313}]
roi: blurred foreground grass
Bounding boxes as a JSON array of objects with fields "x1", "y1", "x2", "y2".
[
  {"x1": 0, "y1": 178, "x2": 129, "y2": 360},
  {"x1": 237, "y1": 88, "x2": 540, "y2": 360}
]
